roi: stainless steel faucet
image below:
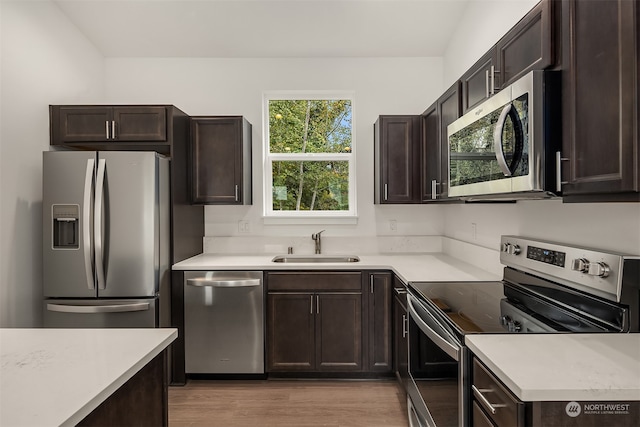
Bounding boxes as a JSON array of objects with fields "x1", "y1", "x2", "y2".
[{"x1": 311, "y1": 230, "x2": 325, "y2": 254}]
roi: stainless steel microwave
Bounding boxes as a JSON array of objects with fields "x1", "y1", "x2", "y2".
[{"x1": 447, "y1": 70, "x2": 560, "y2": 199}]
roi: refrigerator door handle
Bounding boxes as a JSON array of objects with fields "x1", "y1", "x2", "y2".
[
  {"x1": 95, "y1": 158, "x2": 107, "y2": 290},
  {"x1": 46, "y1": 302, "x2": 150, "y2": 314},
  {"x1": 83, "y1": 159, "x2": 95, "y2": 290}
]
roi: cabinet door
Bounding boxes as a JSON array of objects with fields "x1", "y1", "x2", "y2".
[
  {"x1": 316, "y1": 293, "x2": 362, "y2": 371},
  {"x1": 367, "y1": 273, "x2": 392, "y2": 372},
  {"x1": 393, "y1": 291, "x2": 409, "y2": 389},
  {"x1": 497, "y1": 0, "x2": 554, "y2": 88},
  {"x1": 438, "y1": 82, "x2": 462, "y2": 200},
  {"x1": 461, "y1": 50, "x2": 497, "y2": 113},
  {"x1": 53, "y1": 106, "x2": 112, "y2": 142},
  {"x1": 267, "y1": 293, "x2": 315, "y2": 371},
  {"x1": 561, "y1": 0, "x2": 639, "y2": 200},
  {"x1": 375, "y1": 115, "x2": 421, "y2": 203},
  {"x1": 112, "y1": 106, "x2": 167, "y2": 141},
  {"x1": 421, "y1": 103, "x2": 439, "y2": 201},
  {"x1": 191, "y1": 117, "x2": 248, "y2": 204}
]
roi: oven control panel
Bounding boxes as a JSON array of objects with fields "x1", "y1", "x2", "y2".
[
  {"x1": 526, "y1": 245, "x2": 566, "y2": 267},
  {"x1": 499, "y1": 235, "x2": 627, "y2": 303}
]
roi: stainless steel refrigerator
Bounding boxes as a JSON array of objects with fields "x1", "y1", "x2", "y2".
[{"x1": 43, "y1": 151, "x2": 170, "y2": 328}]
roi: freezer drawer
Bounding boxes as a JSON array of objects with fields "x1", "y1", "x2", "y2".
[
  {"x1": 184, "y1": 271, "x2": 264, "y2": 374},
  {"x1": 44, "y1": 299, "x2": 158, "y2": 328}
]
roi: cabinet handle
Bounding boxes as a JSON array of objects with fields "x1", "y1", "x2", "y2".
[
  {"x1": 111, "y1": 120, "x2": 116, "y2": 139},
  {"x1": 402, "y1": 314, "x2": 408, "y2": 338},
  {"x1": 485, "y1": 70, "x2": 490, "y2": 99},
  {"x1": 490, "y1": 65, "x2": 496, "y2": 95},
  {"x1": 472, "y1": 385, "x2": 507, "y2": 415},
  {"x1": 105, "y1": 121, "x2": 110, "y2": 139},
  {"x1": 431, "y1": 180, "x2": 437, "y2": 200},
  {"x1": 235, "y1": 184, "x2": 239, "y2": 202},
  {"x1": 384, "y1": 184, "x2": 388, "y2": 201},
  {"x1": 310, "y1": 295, "x2": 314, "y2": 314},
  {"x1": 394, "y1": 287, "x2": 407, "y2": 296},
  {"x1": 316, "y1": 295, "x2": 320, "y2": 314},
  {"x1": 555, "y1": 151, "x2": 569, "y2": 192},
  {"x1": 370, "y1": 276, "x2": 374, "y2": 293}
]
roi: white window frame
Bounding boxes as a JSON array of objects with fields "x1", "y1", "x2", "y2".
[{"x1": 262, "y1": 91, "x2": 357, "y2": 222}]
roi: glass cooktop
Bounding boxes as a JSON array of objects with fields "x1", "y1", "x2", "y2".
[{"x1": 409, "y1": 281, "x2": 506, "y2": 334}]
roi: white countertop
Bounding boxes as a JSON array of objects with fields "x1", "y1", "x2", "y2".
[
  {"x1": 0, "y1": 328, "x2": 177, "y2": 427},
  {"x1": 466, "y1": 334, "x2": 640, "y2": 402},
  {"x1": 172, "y1": 253, "x2": 501, "y2": 283}
]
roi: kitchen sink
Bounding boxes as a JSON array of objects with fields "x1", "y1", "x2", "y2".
[{"x1": 271, "y1": 255, "x2": 360, "y2": 263}]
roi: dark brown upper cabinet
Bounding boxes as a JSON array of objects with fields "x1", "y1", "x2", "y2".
[
  {"x1": 50, "y1": 105, "x2": 168, "y2": 143},
  {"x1": 560, "y1": 0, "x2": 639, "y2": 202},
  {"x1": 190, "y1": 116, "x2": 252, "y2": 205},
  {"x1": 461, "y1": 0, "x2": 555, "y2": 112},
  {"x1": 422, "y1": 82, "x2": 462, "y2": 201},
  {"x1": 421, "y1": 103, "x2": 439, "y2": 201},
  {"x1": 374, "y1": 115, "x2": 421, "y2": 204}
]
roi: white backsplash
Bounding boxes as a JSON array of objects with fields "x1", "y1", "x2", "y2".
[{"x1": 442, "y1": 238, "x2": 502, "y2": 277}]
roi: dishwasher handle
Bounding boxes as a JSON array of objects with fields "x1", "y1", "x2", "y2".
[{"x1": 186, "y1": 277, "x2": 262, "y2": 288}]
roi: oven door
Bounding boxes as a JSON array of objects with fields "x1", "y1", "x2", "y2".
[{"x1": 407, "y1": 293, "x2": 464, "y2": 427}]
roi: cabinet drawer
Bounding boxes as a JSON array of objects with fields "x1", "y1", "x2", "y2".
[
  {"x1": 472, "y1": 401, "x2": 495, "y2": 427},
  {"x1": 267, "y1": 272, "x2": 362, "y2": 291},
  {"x1": 473, "y1": 359, "x2": 524, "y2": 427}
]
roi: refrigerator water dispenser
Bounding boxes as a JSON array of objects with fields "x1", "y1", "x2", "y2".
[{"x1": 52, "y1": 204, "x2": 79, "y2": 249}]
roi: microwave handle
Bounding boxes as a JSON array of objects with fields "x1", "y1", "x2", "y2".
[
  {"x1": 494, "y1": 104, "x2": 514, "y2": 177},
  {"x1": 493, "y1": 103, "x2": 524, "y2": 177}
]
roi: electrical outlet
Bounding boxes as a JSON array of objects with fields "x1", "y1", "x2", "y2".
[
  {"x1": 471, "y1": 222, "x2": 477, "y2": 240},
  {"x1": 238, "y1": 220, "x2": 250, "y2": 233},
  {"x1": 389, "y1": 219, "x2": 397, "y2": 232}
]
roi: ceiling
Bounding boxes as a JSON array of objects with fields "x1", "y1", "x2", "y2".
[{"x1": 53, "y1": 0, "x2": 471, "y2": 58}]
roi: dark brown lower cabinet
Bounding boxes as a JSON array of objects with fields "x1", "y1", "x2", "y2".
[
  {"x1": 267, "y1": 293, "x2": 315, "y2": 370},
  {"x1": 393, "y1": 277, "x2": 409, "y2": 389},
  {"x1": 316, "y1": 293, "x2": 362, "y2": 371},
  {"x1": 78, "y1": 351, "x2": 167, "y2": 427},
  {"x1": 366, "y1": 272, "x2": 392, "y2": 372},
  {"x1": 472, "y1": 357, "x2": 640, "y2": 426},
  {"x1": 472, "y1": 358, "x2": 525, "y2": 427},
  {"x1": 266, "y1": 272, "x2": 363, "y2": 373},
  {"x1": 267, "y1": 292, "x2": 362, "y2": 372}
]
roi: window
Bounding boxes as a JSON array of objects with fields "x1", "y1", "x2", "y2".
[{"x1": 263, "y1": 92, "x2": 356, "y2": 219}]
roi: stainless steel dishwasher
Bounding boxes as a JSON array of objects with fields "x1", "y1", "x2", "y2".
[{"x1": 184, "y1": 271, "x2": 264, "y2": 374}]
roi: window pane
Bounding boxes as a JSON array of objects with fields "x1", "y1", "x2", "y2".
[
  {"x1": 272, "y1": 161, "x2": 349, "y2": 211},
  {"x1": 269, "y1": 100, "x2": 352, "y2": 154}
]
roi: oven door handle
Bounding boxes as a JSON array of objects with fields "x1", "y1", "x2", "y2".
[{"x1": 408, "y1": 295, "x2": 460, "y2": 361}]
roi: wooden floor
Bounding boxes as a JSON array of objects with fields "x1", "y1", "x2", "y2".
[{"x1": 168, "y1": 379, "x2": 409, "y2": 427}]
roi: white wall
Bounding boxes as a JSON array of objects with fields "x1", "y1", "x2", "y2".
[
  {"x1": 442, "y1": 0, "x2": 539, "y2": 87},
  {"x1": 0, "y1": 0, "x2": 105, "y2": 327},
  {"x1": 441, "y1": 0, "x2": 640, "y2": 255},
  {"x1": 104, "y1": 57, "x2": 446, "y2": 240}
]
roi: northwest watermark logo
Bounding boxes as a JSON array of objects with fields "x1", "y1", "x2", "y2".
[
  {"x1": 565, "y1": 402, "x2": 581, "y2": 417},
  {"x1": 565, "y1": 401, "x2": 632, "y2": 417}
]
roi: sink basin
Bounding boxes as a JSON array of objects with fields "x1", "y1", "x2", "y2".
[{"x1": 271, "y1": 255, "x2": 360, "y2": 263}]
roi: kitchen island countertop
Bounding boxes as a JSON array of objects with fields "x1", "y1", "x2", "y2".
[
  {"x1": 0, "y1": 328, "x2": 177, "y2": 427},
  {"x1": 466, "y1": 333, "x2": 640, "y2": 402},
  {"x1": 172, "y1": 252, "x2": 501, "y2": 284}
]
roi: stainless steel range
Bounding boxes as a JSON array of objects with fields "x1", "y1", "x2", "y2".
[
  {"x1": 499, "y1": 235, "x2": 639, "y2": 334},
  {"x1": 405, "y1": 236, "x2": 640, "y2": 427}
]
